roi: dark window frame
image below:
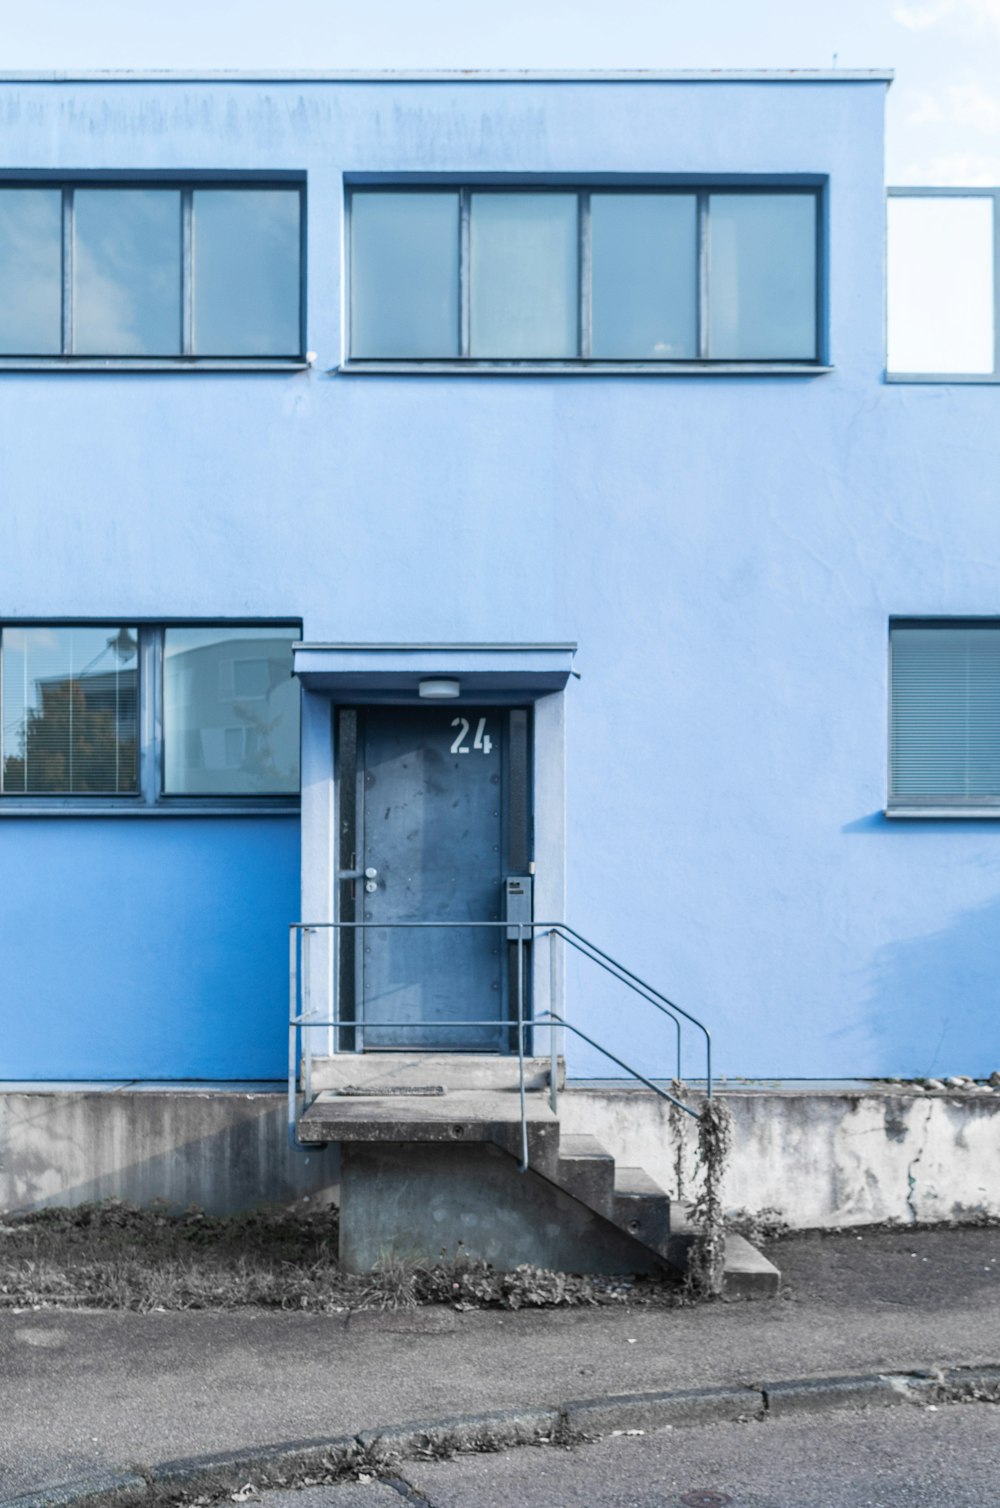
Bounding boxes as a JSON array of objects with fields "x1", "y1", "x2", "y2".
[
  {"x1": 344, "y1": 181, "x2": 828, "y2": 372},
  {"x1": 0, "y1": 619, "x2": 302, "y2": 814},
  {"x1": 0, "y1": 174, "x2": 308, "y2": 370}
]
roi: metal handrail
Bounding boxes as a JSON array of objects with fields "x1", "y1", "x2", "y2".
[
  {"x1": 534, "y1": 1010, "x2": 700, "y2": 1117},
  {"x1": 288, "y1": 919, "x2": 711, "y2": 1162}
]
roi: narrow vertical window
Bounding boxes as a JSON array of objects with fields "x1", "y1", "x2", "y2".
[
  {"x1": 708, "y1": 193, "x2": 818, "y2": 359},
  {"x1": 350, "y1": 192, "x2": 460, "y2": 358},
  {"x1": 590, "y1": 193, "x2": 698, "y2": 359},
  {"x1": 73, "y1": 190, "x2": 182, "y2": 355},
  {"x1": 192, "y1": 188, "x2": 302, "y2": 356},
  {"x1": 887, "y1": 196, "x2": 995, "y2": 376},
  {"x1": 0, "y1": 189, "x2": 62, "y2": 354},
  {"x1": 469, "y1": 193, "x2": 579, "y2": 358}
]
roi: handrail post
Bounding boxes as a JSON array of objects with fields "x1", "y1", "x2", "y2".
[
  {"x1": 548, "y1": 927, "x2": 559, "y2": 1117},
  {"x1": 303, "y1": 926, "x2": 313, "y2": 1112},
  {"x1": 287, "y1": 925, "x2": 299, "y2": 1150},
  {"x1": 517, "y1": 922, "x2": 527, "y2": 1171}
]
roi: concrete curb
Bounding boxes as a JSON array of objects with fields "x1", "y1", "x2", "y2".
[{"x1": 3, "y1": 1364, "x2": 998, "y2": 1508}]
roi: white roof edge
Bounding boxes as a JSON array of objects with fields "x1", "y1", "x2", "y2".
[{"x1": 0, "y1": 68, "x2": 895, "y2": 85}]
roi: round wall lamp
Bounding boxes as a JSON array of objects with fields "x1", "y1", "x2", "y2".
[{"x1": 418, "y1": 678, "x2": 461, "y2": 699}]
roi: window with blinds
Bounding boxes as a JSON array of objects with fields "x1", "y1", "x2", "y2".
[
  {"x1": 1, "y1": 625, "x2": 139, "y2": 794},
  {"x1": 890, "y1": 622, "x2": 1000, "y2": 805},
  {"x1": 0, "y1": 621, "x2": 301, "y2": 805}
]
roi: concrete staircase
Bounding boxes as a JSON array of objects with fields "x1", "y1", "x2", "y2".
[{"x1": 297, "y1": 1056, "x2": 779, "y2": 1296}]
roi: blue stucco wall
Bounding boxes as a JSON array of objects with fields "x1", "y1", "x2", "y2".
[
  {"x1": 1, "y1": 819, "x2": 299, "y2": 1078},
  {"x1": 2, "y1": 76, "x2": 998, "y2": 1081}
]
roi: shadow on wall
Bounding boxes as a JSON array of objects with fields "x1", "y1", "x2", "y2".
[
  {"x1": 864, "y1": 890, "x2": 1000, "y2": 1080},
  {"x1": 0, "y1": 1091, "x2": 340, "y2": 1216}
]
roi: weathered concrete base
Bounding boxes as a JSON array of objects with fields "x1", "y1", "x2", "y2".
[
  {"x1": 3, "y1": 1082, "x2": 998, "y2": 1231},
  {"x1": 338, "y1": 1140, "x2": 668, "y2": 1274},
  {"x1": 0, "y1": 1088, "x2": 339, "y2": 1215},
  {"x1": 559, "y1": 1085, "x2": 1000, "y2": 1228}
]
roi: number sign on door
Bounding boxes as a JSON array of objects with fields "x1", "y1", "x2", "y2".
[{"x1": 450, "y1": 716, "x2": 493, "y2": 755}]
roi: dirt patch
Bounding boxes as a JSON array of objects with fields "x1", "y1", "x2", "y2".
[{"x1": 0, "y1": 1200, "x2": 682, "y2": 1314}]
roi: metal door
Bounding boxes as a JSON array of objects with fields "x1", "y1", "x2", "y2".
[{"x1": 350, "y1": 706, "x2": 517, "y2": 1050}]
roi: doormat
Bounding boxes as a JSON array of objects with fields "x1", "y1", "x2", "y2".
[{"x1": 335, "y1": 1085, "x2": 447, "y2": 1096}]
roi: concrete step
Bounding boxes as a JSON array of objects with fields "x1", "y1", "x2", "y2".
[
  {"x1": 666, "y1": 1210, "x2": 782, "y2": 1298},
  {"x1": 298, "y1": 1087, "x2": 561, "y2": 1173},
  {"x1": 610, "y1": 1166, "x2": 672, "y2": 1256},
  {"x1": 554, "y1": 1134, "x2": 616, "y2": 1219},
  {"x1": 299, "y1": 1083, "x2": 779, "y2": 1294},
  {"x1": 309, "y1": 1053, "x2": 565, "y2": 1094}
]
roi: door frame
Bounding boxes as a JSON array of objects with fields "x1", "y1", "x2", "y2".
[{"x1": 294, "y1": 644, "x2": 574, "y2": 1058}]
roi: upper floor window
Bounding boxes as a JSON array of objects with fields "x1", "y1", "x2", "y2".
[
  {"x1": 887, "y1": 190, "x2": 998, "y2": 383},
  {"x1": 0, "y1": 623, "x2": 300, "y2": 806},
  {"x1": 0, "y1": 181, "x2": 304, "y2": 364},
  {"x1": 348, "y1": 186, "x2": 821, "y2": 366}
]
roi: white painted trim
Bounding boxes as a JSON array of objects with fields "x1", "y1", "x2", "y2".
[{"x1": 0, "y1": 70, "x2": 895, "y2": 84}]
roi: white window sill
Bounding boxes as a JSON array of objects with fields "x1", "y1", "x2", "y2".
[
  {"x1": 0, "y1": 802, "x2": 300, "y2": 817},
  {"x1": 885, "y1": 805, "x2": 1000, "y2": 819},
  {"x1": 886, "y1": 372, "x2": 1000, "y2": 385},
  {"x1": 338, "y1": 360, "x2": 833, "y2": 378},
  {"x1": 0, "y1": 358, "x2": 310, "y2": 373}
]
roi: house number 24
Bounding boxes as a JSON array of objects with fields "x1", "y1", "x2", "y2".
[{"x1": 450, "y1": 717, "x2": 493, "y2": 754}]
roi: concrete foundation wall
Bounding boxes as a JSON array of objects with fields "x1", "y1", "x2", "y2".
[
  {"x1": 3, "y1": 1086, "x2": 997, "y2": 1230},
  {"x1": 559, "y1": 1088, "x2": 1000, "y2": 1228},
  {"x1": 0, "y1": 1090, "x2": 339, "y2": 1215}
]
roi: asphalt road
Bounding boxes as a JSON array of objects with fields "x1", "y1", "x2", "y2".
[
  {"x1": 258, "y1": 1403, "x2": 1000, "y2": 1508},
  {"x1": 0, "y1": 1228, "x2": 997, "y2": 1501}
]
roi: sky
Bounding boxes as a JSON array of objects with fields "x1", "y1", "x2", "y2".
[{"x1": 0, "y1": 0, "x2": 999, "y2": 184}]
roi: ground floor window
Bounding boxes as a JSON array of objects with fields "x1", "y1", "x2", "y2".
[
  {"x1": 0, "y1": 621, "x2": 301, "y2": 807},
  {"x1": 890, "y1": 619, "x2": 1000, "y2": 808}
]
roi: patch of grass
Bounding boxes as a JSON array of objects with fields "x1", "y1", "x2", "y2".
[{"x1": 0, "y1": 1200, "x2": 683, "y2": 1314}]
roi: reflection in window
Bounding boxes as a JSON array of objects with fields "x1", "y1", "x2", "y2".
[
  {"x1": 470, "y1": 194, "x2": 578, "y2": 358},
  {"x1": 591, "y1": 194, "x2": 697, "y2": 359},
  {"x1": 1, "y1": 626, "x2": 139, "y2": 793},
  {"x1": 163, "y1": 627, "x2": 300, "y2": 795},
  {"x1": 0, "y1": 189, "x2": 62, "y2": 354},
  {"x1": 193, "y1": 189, "x2": 301, "y2": 355},
  {"x1": 351, "y1": 192, "x2": 460, "y2": 358},
  {"x1": 0, "y1": 181, "x2": 304, "y2": 360},
  {"x1": 349, "y1": 186, "x2": 820, "y2": 363},
  {"x1": 708, "y1": 194, "x2": 817, "y2": 359},
  {"x1": 74, "y1": 190, "x2": 182, "y2": 355}
]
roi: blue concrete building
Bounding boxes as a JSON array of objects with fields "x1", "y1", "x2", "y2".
[{"x1": 2, "y1": 65, "x2": 998, "y2": 1121}]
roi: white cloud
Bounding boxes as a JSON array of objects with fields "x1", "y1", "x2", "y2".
[
  {"x1": 895, "y1": 149, "x2": 1000, "y2": 182},
  {"x1": 894, "y1": 0, "x2": 1000, "y2": 30},
  {"x1": 910, "y1": 80, "x2": 1000, "y2": 133},
  {"x1": 893, "y1": 1, "x2": 957, "y2": 28}
]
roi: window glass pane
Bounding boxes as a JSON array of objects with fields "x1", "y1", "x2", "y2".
[
  {"x1": 591, "y1": 193, "x2": 697, "y2": 359},
  {"x1": 74, "y1": 189, "x2": 181, "y2": 355},
  {"x1": 470, "y1": 193, "x2": 578, "y2": 358},
  {"x1": 1, "y1": 626, "x2": 138, "y2": 794},
  {"x1": 887, "y1": 197, "x2": 994, "y2": 375},
  {"x1": 351, "y1": 192, "x2": 459, "y2": 358},
  {"x1": 163, "y1": 627, "x2": 300, "y2": 795},
  {"x1": 193, "y1": 189, "x2": 301, "y2": 356},
  {"x1": 0, "y1": 189, "x2": 62, "y2": 354},
  {"x1": 891, "y1": 626, "x2": 1000, "y2": 801},
  {"x1": 708, "y1": 193, "x2": 817, "y2": 359}
]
